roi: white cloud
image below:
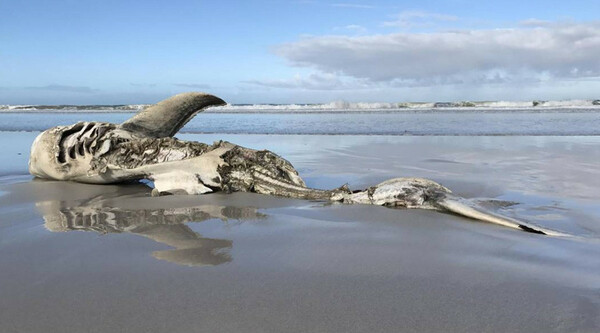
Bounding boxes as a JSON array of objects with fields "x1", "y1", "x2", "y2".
[
  {"x1": 518, "y1": 18, "x2": 553, "y2": 27},
  {"x1": 382, "y1": 10, "x2": 458, "y2": 29},
  {"x1": 275, "y1": 22, "x2": 600, "y2": 86},
  {"x1": 333, "y1": 24, "x2": 368, "y2": 34},
  {"x1": 331, "y1": 3, "x2": 374, "y2": 9},
  {"x1": 244, "y1": 73, "x2": 372, "y2": 90}
]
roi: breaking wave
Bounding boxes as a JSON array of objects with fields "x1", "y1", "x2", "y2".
[
  {"x1": 0, "y1": 104, "x2": 147, "y2": 112},
  {"x1": 211, "y1": 99, "x2": 600, "y2": 112},
  {"x1": 1, "y1": 99, "x2": 600, "y2": 113}
]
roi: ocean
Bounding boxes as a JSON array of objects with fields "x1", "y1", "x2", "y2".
[{"x1": 1, "y1": 105, "x2": 600, "y2": 135}]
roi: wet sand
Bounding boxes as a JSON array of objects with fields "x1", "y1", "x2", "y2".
[{"x1": 1, "y1": 132, "x2": 599, "y2": 332}]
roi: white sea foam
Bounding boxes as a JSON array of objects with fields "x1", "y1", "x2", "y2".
[
  {"x1": 0, "y1": 104, "x2": 148, "y2": 112},
  {"x1": 210, "y1": 99, "x2": 600, "y2": 112},
  {"x1": 0, "y1": 105, "x2": 36, "y2": 110},
  {"x1": 1, "y1": 99, "x2": 600, "y2": 113},
  {"x1": 211, "y1": 101, "x2": 436, "y2": 111}
]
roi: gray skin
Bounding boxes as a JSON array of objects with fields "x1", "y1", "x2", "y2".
[{"x1": 28, "y1": 92, "x2": 566, "y2": 236}]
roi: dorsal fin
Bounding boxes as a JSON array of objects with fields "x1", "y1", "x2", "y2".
[{"x1": 120, "y1": 92, "x2": 226, "y2": 137}]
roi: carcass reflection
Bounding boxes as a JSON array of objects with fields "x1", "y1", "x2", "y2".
[{"x1": 35, "y1": 182, "x2": 265, "y2": 266}]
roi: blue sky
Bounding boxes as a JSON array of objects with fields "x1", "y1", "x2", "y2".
[{"x1": 2, "y1": 0, "x2": 600, "y2": 104}]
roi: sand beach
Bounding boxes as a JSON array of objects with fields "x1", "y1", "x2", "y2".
[{"x1": 1, "y1": 131, "x2": 599, "y2": 332}]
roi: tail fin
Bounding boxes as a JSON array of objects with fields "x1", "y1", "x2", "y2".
[{"x1": 436, "y1": 195, "x2": 568, "y2": 237}]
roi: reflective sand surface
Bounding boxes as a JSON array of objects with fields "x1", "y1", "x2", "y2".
[{"x1": 1, "y1": 132, "x2": 599, "y2": 332}]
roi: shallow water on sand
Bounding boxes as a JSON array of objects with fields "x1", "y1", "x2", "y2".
[{"x1": 0, "y1": 132, "x2": 599, "y2": 332}]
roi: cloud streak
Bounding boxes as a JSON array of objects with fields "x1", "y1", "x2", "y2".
[
  {"x1": 382, "y1": 10, "x2": 458, "y2": 29},
  {"x1": 173, "y1": 83, "x2": 212, "y2": 89},
  {"x1": 331, "y1": 3, "x2": 374, "y2": 9},
  {"x1": 275, "y1": 22, "x2": 600, "y2": 86},
  {"x1": 24, "y1": 84, "x2": 97, "y2": 93},
  {"x1": 244, "y1": 73, "x2": 371, "y2": 90},
  {"x1": 130, "y1": 83, "x2": 157, "y2": 87},
  {"x1": 334, "y1": 24, "x2": 368, "y2": 34}
]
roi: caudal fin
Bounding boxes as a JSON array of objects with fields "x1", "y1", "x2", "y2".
[{"x1": 436, "y1": 195, "x2": 568, "y2": 237}]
